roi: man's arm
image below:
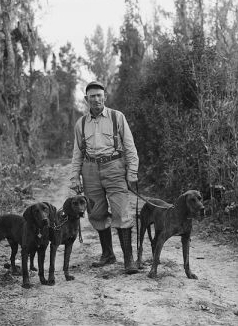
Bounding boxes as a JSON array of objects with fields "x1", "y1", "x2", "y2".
[
  {"x1": 70, "y1": 119, "x2": 84, "y2": 190},
  {"x1": 118, "y1": 112, "x2": 139, "y2": 182}
]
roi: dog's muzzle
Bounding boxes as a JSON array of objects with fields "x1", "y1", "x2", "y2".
[{"x1": 42, "y1": 218, "x2": 50, "y2": 226}]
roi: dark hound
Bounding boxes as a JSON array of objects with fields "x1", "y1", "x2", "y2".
[
  {"x1": 0, "y1": 214, "x2": 36, "y2": 274},
  {"x1": 0, "y1": 202, "x2": 57, "y2": 288},
  {"x1": 48, "y1": 195, "x2": 89, "y2": 285},
  {"x1": 137, "y1": 190, "x2": 204, "y2": 279}
]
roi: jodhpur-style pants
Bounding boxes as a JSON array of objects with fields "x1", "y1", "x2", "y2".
[{"x1": 82, "y1": 158, "x2": 134, "y2": 230}]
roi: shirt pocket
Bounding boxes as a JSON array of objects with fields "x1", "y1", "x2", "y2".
[
  {"x1": 85, "y1": 128, "x2": 94, "y2": 150},
  {"x1": 100, "y1": 124, "x2": 114, "y2": 147},
  {"x1": 85, "y1": 122, "x2": 114, "y2": 150}
]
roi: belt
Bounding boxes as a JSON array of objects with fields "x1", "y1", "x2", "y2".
[{"x1": 85, "y1": 153, "x2": 122, "y2": 164}]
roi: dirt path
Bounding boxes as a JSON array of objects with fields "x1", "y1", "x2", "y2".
[{"x1": 0, "y1": 162, "x2": 238, "y2": 326}]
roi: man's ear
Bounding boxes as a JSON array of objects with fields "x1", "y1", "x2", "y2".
[
  {"x1": 104, "y1": 93, "x2": 107, "y2": 101},
  {"x1": 84, "y1": 95, "x2": 88, "y2": 103}
]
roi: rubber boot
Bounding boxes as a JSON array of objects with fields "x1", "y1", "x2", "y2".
[
  {"x1": 92, "y1": 227, "x2": 116, "y2": 267},
  {"x1": 117, "y1": 228, "x2": 139, "y2": 274}
]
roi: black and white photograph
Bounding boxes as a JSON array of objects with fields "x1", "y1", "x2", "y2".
[{"x1": 0, "y1": 0, "x2": 237, "y2": 325}]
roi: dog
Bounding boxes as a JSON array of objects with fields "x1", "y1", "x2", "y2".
[
  {"x1": 0, "y1": 214, "x2": 37, "y2": 274},
  {"x1": 137, "y1": 190, "x2": 204, "y2": 279},
  {"x1": 21, "y1": 202, "x2": 57, "y2": 288},
  {"x1": 0, "y1": 202, "x2": 57, "y2": 288},
  {"x1": 48, "y1": 195, "x2": 89, "y2": 285}
]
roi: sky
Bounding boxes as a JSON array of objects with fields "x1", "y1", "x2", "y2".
[
  {"x1": 35, "y1": 0, "x2": 175, "y2": 101},
  {"x1": 36, "y1": 0, "x2": 175, "y2": 58}
]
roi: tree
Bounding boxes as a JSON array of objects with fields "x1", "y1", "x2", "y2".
[
  {"x1": 41, "y1": 42, "x2": 82, "y2": 157},
  {"x1": 84, "y1": 25, "x2": 117, "y2": 90},
  {"x1": 0, "y1": 0, "x2": 51, "y2": 164},
  {"x1": 112, "y1": 0, "x2": 145, "y2": 114}
]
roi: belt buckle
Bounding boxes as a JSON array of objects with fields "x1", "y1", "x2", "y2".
[{"x1": 98, "y1": 156, "x2": 106, "y2": 164}]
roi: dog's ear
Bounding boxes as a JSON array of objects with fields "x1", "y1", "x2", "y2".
[
  {"x1": 84, "y1": 196, "x2": 94, "y2": 214},
  {"x1": 23, "y1": 205, "x2": 33, "y2": 223},
  {"x1": 176, "y1": 193, "x2": 188, "y2": 213},
  {"x1": 63, "y1": 198, "x2": 73, "y2": 215},
  {"x1": 43, "y1": 202, "x2": 57, "y2": 222}
]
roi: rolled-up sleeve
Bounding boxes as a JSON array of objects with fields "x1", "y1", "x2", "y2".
[
  {"x1": 70, "y1": 118, "x2": 84, "y2": 184},
  {"x1": 118, "y1": 112, "x2": 139, "y2": 182}
]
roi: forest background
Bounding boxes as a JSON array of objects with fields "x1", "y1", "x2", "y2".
[{"x1": 0, "y1": 0, "x2": 238, "y2": 234}]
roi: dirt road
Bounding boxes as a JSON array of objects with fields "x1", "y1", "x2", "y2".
[{"x1": 0, "y1": 162, "x2": 238, "y2": 326}]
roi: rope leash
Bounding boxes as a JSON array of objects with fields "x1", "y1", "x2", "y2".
[
  {"x1": 135, "y1": 182, "x2": 140, "y2": 253},
  {"x1": 128, "y1": 185, "x2": 174, "y2": 209},
  {"x1": 72, "y1": 188, "x2": 85, "y2": 243}
]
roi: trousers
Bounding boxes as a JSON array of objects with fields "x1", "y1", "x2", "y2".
[{"x1": 82, "y1": 157, "x2": 134, "y2": 230}]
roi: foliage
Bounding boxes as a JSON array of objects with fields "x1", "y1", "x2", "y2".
[
  {"x1": 111, "y1": 0, "x2": 238, "y2": 230},
  {"x1": 41, "y1": 43, "x2": 82, "y2": 157},
  {"x1": 0, "y1": 162, "x2": 35, "y2": 214},
  {"x1": 0, "y1": 1, "x2": 83, "y2": 213},
  {"x1": 84, "y1": 25, "x2": 117, "y2": 93},
  {"x1": 1, "y1": 0, "x2": 238, "y2": 234},
  {"x1": 112, "y1": 0, "x2": 145, "y2": 111}
]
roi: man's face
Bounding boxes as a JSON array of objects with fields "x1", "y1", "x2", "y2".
[{"x1": 85, "y1": 88, "x2": 106, "y2": 116}]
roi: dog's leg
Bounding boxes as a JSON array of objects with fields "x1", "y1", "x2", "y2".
[
  {"x1": 21, "y1": 247, "x2": 31, "y2": 288},
  {"x1": 63, "y1": 241, "x2": 75, "y2": 281},
  {"x1": 37, "y1": 245, "x2": 48, "y2": 285},
  {"x1": 151, "y1": 230, "x2": 160, "y2": 262},
  {"x1": 148, "y1": 232, "x2": 166, "y2": 278},
  {"x1": 48, "y1": 242, "x2": 58, "y2": 285},
  {"x1": 30, "y1": 249, "x2": 37, "y2": 271},
  {"x1": 137, "y1": 221, "x2": 147, "y2": 269},
  {"x1": 147, "y1": 225, "x2": 154, "y2": 255},
  {"x1": 181, "y1": 233, "x2": 198, "y2": 279},
  {"x1": 8, "y1": 240, "x2": 20, "y2": 275}
]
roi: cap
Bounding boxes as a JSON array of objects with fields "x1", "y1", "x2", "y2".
[{"x1": 85, "y1": 81, "x2": 105, "y2": 93}]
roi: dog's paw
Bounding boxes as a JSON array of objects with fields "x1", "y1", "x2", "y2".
[
  {"x1": 65, "y1": 275, "x2": 75, "y2": 281},
  {"x1": 4, "y1": 262, "x2": 11, "y2": 269},
  {"x1": 40, "y1": 278, "x2": 48, "y2": 285},
  {"x1": 147, "y1": 271, "x2": 157, "y2": 278},
  {"x1": 48, "y1": 278, "x2": 55, "y2": 286},
  {"x1": 30, "y1": 266, "x2": 38, "y2": 272},
  {"x1": 186, "y1": 271, "x2": 198, "y2": 279},
  {"x1": 22, "y1": 282, "x2": 33, "y2": 289}
]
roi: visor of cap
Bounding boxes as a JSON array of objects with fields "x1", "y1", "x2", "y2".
[{"x1": 86, "y1": 81, "x2": 105, "y2": 93}]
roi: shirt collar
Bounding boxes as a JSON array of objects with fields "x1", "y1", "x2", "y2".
[{"x1": 87, "y1": 106, "x2": 108, "y2": 121}]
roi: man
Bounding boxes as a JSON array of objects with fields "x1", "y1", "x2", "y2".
[{"x1": 70, "y1": 81, "x2": 139, "y2": 274}]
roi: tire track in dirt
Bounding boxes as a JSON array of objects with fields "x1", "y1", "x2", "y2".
[{"x1": 0, "y1": 162, "x2": 238, "y2": 326}]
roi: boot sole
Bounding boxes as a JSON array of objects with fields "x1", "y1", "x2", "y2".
[
  {"x1": 92, "y1": 257, "x2": 116, "y2": 267},
  {"x1": 125, "y1": 268, "x2": 139, "y2": 275}
]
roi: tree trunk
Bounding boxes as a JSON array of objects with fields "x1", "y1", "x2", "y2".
[{"x1": 1, "y1": 0, "x2": 16, "y2": 95}]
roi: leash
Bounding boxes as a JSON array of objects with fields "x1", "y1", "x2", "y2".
[
  {"x1": 128, "y1": 185, "x2": 174, "y2": 209},
  {"x1": 52, "y1": 209, "x2": 69, "y2": 231},
  {"x1": 72, "y1": 187, "x2": 84, "y2": 243},
  {"x1": 135, "y1": 182, "x2": 140, "y2": 253}
]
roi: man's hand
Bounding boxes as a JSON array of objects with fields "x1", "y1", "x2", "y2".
[
  {"x1": 127, "y1": 180, "x2": 138, "y2": 192},
  {"x1": 69, "y1": 180, "x2": 84, "y2": 194}
]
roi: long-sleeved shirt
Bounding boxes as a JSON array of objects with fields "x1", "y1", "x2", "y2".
[{"x1": 70, "y1": 106, "x2": 139, "y2": 183}]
